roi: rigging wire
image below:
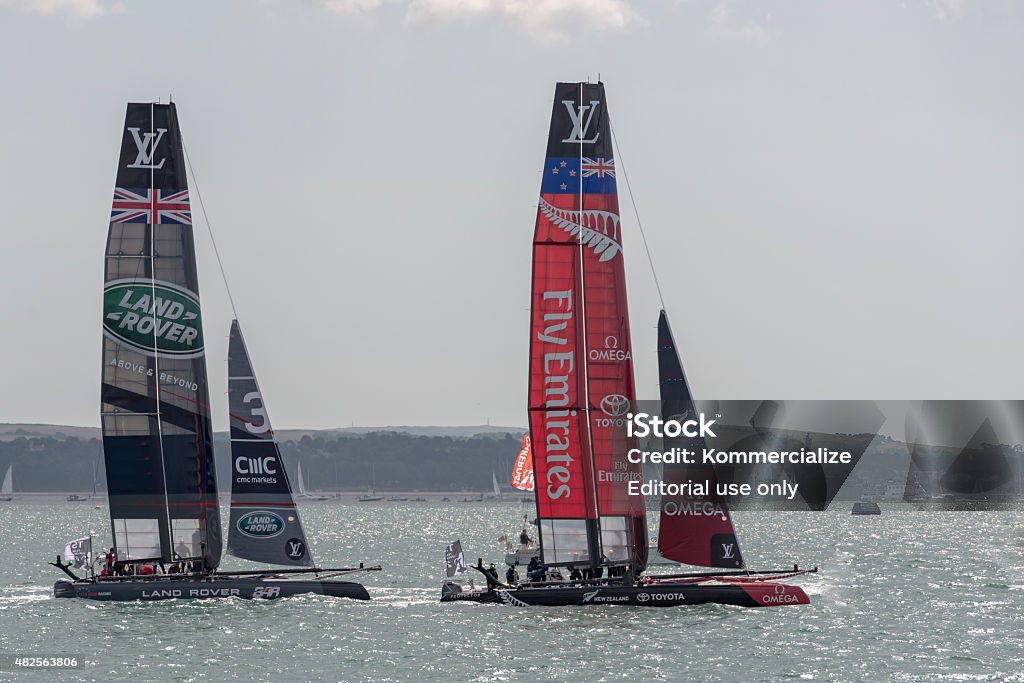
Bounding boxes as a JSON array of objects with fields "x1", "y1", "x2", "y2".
[
  {"x1": 182, "y1": 141, "x2": 322, "y2": 571},
  {"x1": 609, "y1": 123, "x2": 753, "y2": 571},
  {"x1": 182, "y1": 140, "x2": 239, "y2": 320},
  {"x1": 609, "y1": 121, "x2": 666, "y2": 311}
]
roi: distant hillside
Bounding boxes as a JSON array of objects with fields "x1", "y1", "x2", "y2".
[
  {"x1": 0, "y1": 424, "x2": 99, "y2": 441},
  {"x1": 0, "y1": 423, "x2": 524, "y2": 441},
  {"x1": 0, "y1": 428, "x2": 523, "y2": 493}
]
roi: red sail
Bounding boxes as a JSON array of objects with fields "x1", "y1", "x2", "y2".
[
  {"x1": 510, "y1": 435, "x2": 535, "y2": 492},
  {"x1": 528, "y1": 216, "x2": 598, "y2": 522},
  {"x1": 656, "y1": 310, "x2": 744, "y2": 569},
  {"x1": 529, "y1": 82, "x2": 646, "y2": 570},
  {"x1": 570, "y1": 94, "x2": 646, "y2": 572}
]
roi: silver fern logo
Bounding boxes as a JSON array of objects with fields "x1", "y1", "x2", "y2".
[
  {"x1": 539, "y1": 198, "x2": 622, "y2": 262},
  {"x1": 582, "y1": 589, "x2": 600, "y2": 603},
  {"x1": 497, "y1": 590, "x2": 529, "y2": 607}
]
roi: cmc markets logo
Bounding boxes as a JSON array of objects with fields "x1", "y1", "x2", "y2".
[
  {"x1": 236, "y1": 511, "x2": 285, "y2": 539},
  {"x1": 589, "y1": 336, "x2": 632, "y2": 362},
  {"x1": 103, "y1": 279, "x2": 204, "y2": 358},
  {"x1": 600, "y1": 394, "x2": 630, "y2": 417}
]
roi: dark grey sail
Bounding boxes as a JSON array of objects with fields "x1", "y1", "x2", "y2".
[
  {"x1": 227, "y1": 320, "x2": 313, "y2": 566},
  {"x1": 656, "y1": 310, "x2": 744, "y2": 569},
  {"x1": 101, "y1": 102, "x2": 221, "y2": 569}
]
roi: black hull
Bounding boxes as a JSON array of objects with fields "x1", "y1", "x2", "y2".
[
  {"x1": 440, "y1": 581, "x2": 809, "y2": 608},
  {"x1": 55, "y1": 577, "x2": 370, "y2": 602}
]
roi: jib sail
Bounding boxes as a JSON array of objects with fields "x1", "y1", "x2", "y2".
[
  {"x1": 101, "y1": 102, "x2": 221, "y2": 569},
  {"x1": 226, "y1": 320, "x2": 312, "y2": 566},
  {"x1": 655, "y1": 310, "x2": 744, "y2": 569}
]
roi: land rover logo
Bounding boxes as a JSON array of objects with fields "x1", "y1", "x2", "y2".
[
  {"x1": 103, "y1": 279, "x2": 204, "y2": 358},
  {"x1": 236, "y1": 511, "x2": 285, "y2": 539},
  {"x1": 600, "y1": 394, "x2": 630, "y2": 417}
]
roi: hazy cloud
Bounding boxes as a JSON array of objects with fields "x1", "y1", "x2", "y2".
[
  {"x1": 709, "y1": 0, "x2": 771, "y2": 42},
  {"x1": 0, "y1": 0, "x2": 120, "y2": 17},
  {"x1": 295, "y1": 0, "x2": 640, "y2": 38},
  {"x1": 930, "y1": 0, "x2": 964, "y2": 22},
  {"x1": 404, "y1": 0, "x2": 636, "y2": 39},
  {"x1": 318, "y1": 0, "x2": 385, "y2": 15}
]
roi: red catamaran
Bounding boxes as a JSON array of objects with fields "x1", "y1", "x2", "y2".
[{"x1": 441, "y1": 81, "x2": 814, "y2": 608}]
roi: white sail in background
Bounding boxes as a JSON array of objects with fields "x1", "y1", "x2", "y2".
[
  {"x1": 297, "y1": 461, "x2": 308, "y2": 496},
  {"x1": 1, "y1": 465, "x2": 12, "y2": 495}
]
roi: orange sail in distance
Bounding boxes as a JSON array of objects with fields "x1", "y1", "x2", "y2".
[{"x1": 510, "y1": 435, "x2": 535, "y2": 492}]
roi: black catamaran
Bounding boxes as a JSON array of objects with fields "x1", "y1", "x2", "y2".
[
  {"x1": 52, "y1": 102, "x2": 377, "y2": 601},
  {"x1": 441, "y1": 82, "x2": 814, "y2": 608}
]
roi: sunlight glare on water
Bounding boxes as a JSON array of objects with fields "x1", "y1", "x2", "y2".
[{"x1": 0, "y1": 500, "x2": 1021, "y2": 682}]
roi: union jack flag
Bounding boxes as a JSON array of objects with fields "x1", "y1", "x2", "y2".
[
  {"x1": 111, "y1": 187, "x2": 192, "y2": 225},
  {"x1": 581, "y1": 157, "x2": 615, "y2": 178}
]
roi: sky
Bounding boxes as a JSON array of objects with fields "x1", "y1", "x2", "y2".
[{"x1": 0, "y1": 0, "x2": 1022, "y2": 430}]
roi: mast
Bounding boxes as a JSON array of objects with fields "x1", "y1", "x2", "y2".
[
  {"x1": 101, "y1": 102, "x2": 221, "y2": 570},
  {"x1": 574, "y1": 83, "x2": 647, "y2": 573},
  {"x1": 655, "y1": 310, "x2": 744, "y2": 569},
  {"x1": 226, "y1": 320, "x2": 313, "y2": 566},
  {"x1": 528, "y1": 82, "x2": 645, "y2": 571}
]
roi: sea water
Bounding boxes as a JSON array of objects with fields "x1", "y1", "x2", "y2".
[{"x1": 0, "y1": 500, "x2": 1020, "y2": 682}]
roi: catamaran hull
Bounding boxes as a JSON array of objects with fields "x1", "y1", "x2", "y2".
[
  {"x1": 54, "y1": 578, "x2": 370, "y2": 602},
  {"x1": 441, "y1": 581, "x2": 809, "y2": 608}
]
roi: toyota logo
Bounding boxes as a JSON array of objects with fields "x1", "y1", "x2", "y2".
[
  {"x1": 600, "y1": 394, "x2": 630, "y2": 417},
  {"x1": 636, "y1": 591, "x2": 650, "y2": 602}
]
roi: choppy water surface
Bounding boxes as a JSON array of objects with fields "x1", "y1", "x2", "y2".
[{"x1": 0, "y1": 500, "x2": 1021, "y2": 682}]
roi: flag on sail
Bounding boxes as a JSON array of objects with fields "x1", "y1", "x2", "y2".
[
  {"x1": 110, "y1": 188, "x2": 192, "y2": 224},
  {"x1": 510, "y1": 435, "x2": 535, "y2": 492},
  {"x1": 445, "y1": 540, "x2": 467, "y2": 578},
  {"x1": 63, "y1": 537, "x2": 93, "y2": 569}
]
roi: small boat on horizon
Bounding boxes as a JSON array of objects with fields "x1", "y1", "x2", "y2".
[
  {"x1": 293, "y1": 462, "x2": 330, "y2": 502},
  {"x1": 0, "y1": 465, "x2": 13, "y2": 501}
]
